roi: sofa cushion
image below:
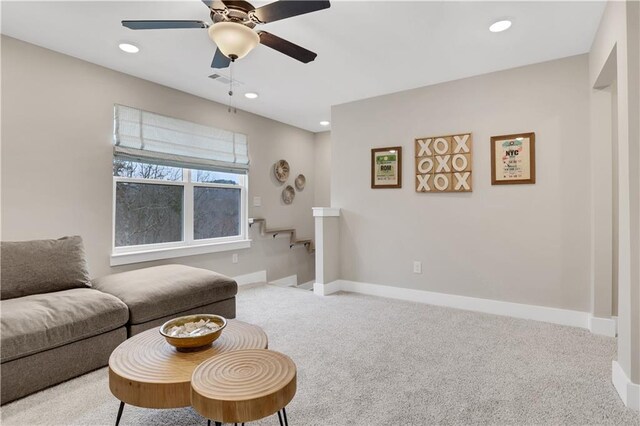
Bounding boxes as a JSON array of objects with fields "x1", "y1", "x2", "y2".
[
  {"x1": 92, "y1": 265, "x2": 237, "y2": 325},
  {"x1": 1, "y1": 236, "x2": 91, "y2": 300},
  {"x1": 0, "y1": 288, "x2": 129, "y2": 363}
]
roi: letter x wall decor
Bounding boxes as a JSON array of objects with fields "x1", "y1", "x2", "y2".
[{"x1": 415, "y1": 133, "x2": 472, "y2": 192}]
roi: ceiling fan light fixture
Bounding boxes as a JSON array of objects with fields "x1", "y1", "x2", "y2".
[{"x1": 208, "y1": 22, "x2": 259, "y2": 60}]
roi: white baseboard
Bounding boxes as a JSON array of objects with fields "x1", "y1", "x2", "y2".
[
  {"x1": 270, "y1": 274, "x2": 298, "y2": 287},
  {"x1": 234, "y1": 270, "x2": 267, "y2": 286},
  {"x1": 317, "y1": 280, "x2": 590, "y2": 329},
  {"x1": 313, "y1": 281, "x2": 341, "y2": 296},
  {"x1": 298, "y1": 280, "x2": 314, "y2": 290},
  {"x1": 612, "y1": 360, "x2": 640, "y2": 411},
  {"x1": 588, "y1": 315, "x2": 617, "y2": 337}
]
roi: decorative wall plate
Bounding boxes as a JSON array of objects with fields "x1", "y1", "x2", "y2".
[
  {"x1": 295, "y1": 174, "x2": 306, "y2": 191},
  {"x1": 274, "y1": 160, "x2": 290, "y2": 183},
  {"x1": 282, "y1": 185, "x2": 295, "y2": 204}
]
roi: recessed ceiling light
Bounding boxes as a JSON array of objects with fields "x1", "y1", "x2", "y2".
[
  {"x1": 320, "y1": 121, "x2": 330, "y2": 126},
  {"x1": 119, "y1": 43, "x2": 139, "y2": 53},
  {"x1": 489, "y1": 20, "x2": 512, "y2": 33},
  {"x1": 244, "y1": 92, "x2": 259, "y2": 99}
]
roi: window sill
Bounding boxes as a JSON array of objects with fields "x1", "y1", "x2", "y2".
[{"x1": 110, "y1": 239, "x2": 252, "y2": 266}]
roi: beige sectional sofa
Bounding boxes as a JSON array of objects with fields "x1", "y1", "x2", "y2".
[
  {"x1": 93, "y1": 264, "x2": 237, "y2": 336},
  {"x1": 0, "y1": 237, "x2": 238, "y2": 404}
]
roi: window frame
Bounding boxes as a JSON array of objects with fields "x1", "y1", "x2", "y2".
[{"x1": 111, "y1": 167, "x2": 250, "y2": 266}]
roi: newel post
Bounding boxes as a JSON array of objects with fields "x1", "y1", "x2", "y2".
[{"x1": 312, "y1": 207, "x2": 341, "y2": 296}]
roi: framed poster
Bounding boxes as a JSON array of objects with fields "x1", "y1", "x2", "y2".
[
  {"x1": 491, "y1": 132, "x2": 536, "y2": 185},
  {"x1": 371, "y1": 147, "x2": 402, "y2": 188}
]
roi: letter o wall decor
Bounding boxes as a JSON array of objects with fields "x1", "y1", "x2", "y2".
[
  {"x1": 417, "y1": 157, "x2": 433, "y2": 174},
  {"x1": 415, "y1": 133, "x2": 473, "y2": 193}
]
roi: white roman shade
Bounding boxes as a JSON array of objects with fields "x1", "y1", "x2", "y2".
[{"x1": 113, "y1": 104, "x2": 249, "y2": 173}]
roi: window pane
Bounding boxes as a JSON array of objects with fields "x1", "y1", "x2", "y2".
[
  {"x1": 194, "y1": 187, "x2": 241, "y2": 240},
  {"x1": 115, "y1": 182, "x2": 183, "y2": 247},
  {"x1": 192, "y1": 169, "x2": 241, "y2": 185},
  {"x1": 113, "y1": 159, "x2": 182, "y2": 181}
]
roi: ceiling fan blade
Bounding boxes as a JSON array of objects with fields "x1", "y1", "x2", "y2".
[
  {"x1": 201, "y1": 0, "x2": 226, "y2": 10},
  {"x1": 211, "y1": 48, "x2": 231, "y2": 69},
  {"x1": 122, "y1": 20, "x2": 209, "y2": 30},
  {"x1": 258, "y1": 31, "x2": 317, "y2": 63},
  {"x1": 253, "y1": 1, "x2": 330, "y2": 23},
  {"x1": 221, "y1": 0, "x2": 255, "y2": 12}
]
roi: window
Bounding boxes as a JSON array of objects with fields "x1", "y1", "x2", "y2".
[
  {"x1": 114, "y1": 161, "x2": 184, "y2": 247},
  {"x1": 111, "y1": 105, "x2": 250, "y2": 265},
  {"x1": 113, "y1": 159, "x2": 248, "y2": 258}
]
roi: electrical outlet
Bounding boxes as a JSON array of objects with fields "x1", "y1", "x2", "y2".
[
  {"x1": 253, "y1": 196, "x2": 262, "y2": 207},
  {"x1": 232, "y1": 253, "x2": 238, "y2": 264},
  {"x1": 413, "y1": 261, "x2": 422, "y2": 274}
]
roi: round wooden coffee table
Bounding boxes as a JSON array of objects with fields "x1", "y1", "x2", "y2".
[
  {"x1": 109, "y1": 320, "x2": 268, "y2": 425},
  {"x1": 191, "y1": 349, "x2": 297, "y2": 426}
]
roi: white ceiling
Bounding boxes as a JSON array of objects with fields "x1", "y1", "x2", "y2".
[{"x1": 1, "y1": 1, "x2": 605, "y2": 132}]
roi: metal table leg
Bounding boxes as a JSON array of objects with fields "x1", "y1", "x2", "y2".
[
  {"x1": 283, "y1": 407, "x2": 289, "y2": 426},
  {"x1": 115, "y1": 401, "x2": 125, "y2": 426}
]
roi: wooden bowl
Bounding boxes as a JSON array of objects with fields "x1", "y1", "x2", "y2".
[
  {"x1": 274, "y1": 159, "x2": 290, "y2": 183},
  {"x1": 282, "y1": 185, "x2": 295, "y2": 204},
  {"x1": 160, "y1": 314, "x2": 227, "y2": 351}
]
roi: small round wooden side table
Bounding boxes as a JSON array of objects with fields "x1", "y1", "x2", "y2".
[
  {"x1": 191, "y1": 349, "x2": 297, "y2": 426},
  {"x1": 109, "y1": 320, "x2": 268, "y2": 425}
]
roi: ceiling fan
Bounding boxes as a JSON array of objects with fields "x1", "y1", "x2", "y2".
[{"x1": 122, "y1": 0, "x2": 330, "y2": 69}]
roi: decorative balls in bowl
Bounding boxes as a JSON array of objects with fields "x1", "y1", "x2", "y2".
[{"x1": 160, "y1": 314, "x2": 227, "y2": 351}]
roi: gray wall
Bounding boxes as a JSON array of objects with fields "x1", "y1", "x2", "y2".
[
  {"x1": 331, "y1": 54, "x2": 591, "y2": 312},
  {"x1": 589, "y1": 0, "x2": 640, "y2": 385},
  {"x1": 589, "y1": 71, "x2": 615, "y2": 320},
  {"x1": 313, "y1": 131, "x2": 331, "y2": 207},
  {"x1": 1, "y1": 36, "x2": 317, "y2": 283}
]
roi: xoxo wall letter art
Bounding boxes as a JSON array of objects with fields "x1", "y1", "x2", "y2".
[{"x1": 415, "y1": 133, "x2": 473, "y2": 193}]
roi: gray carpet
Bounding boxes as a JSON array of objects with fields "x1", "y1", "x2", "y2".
[{"x1": 2, "y1": 285, "x2": 638, "y2": 426}]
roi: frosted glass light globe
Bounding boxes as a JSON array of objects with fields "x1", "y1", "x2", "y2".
[{"x1": 208, "y1": 22, "x2": 259, "y2": 60}]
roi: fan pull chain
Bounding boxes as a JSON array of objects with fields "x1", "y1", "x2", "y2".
[{"x1": 228, "y1": 61, "x2": 237, "y2": 114}]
